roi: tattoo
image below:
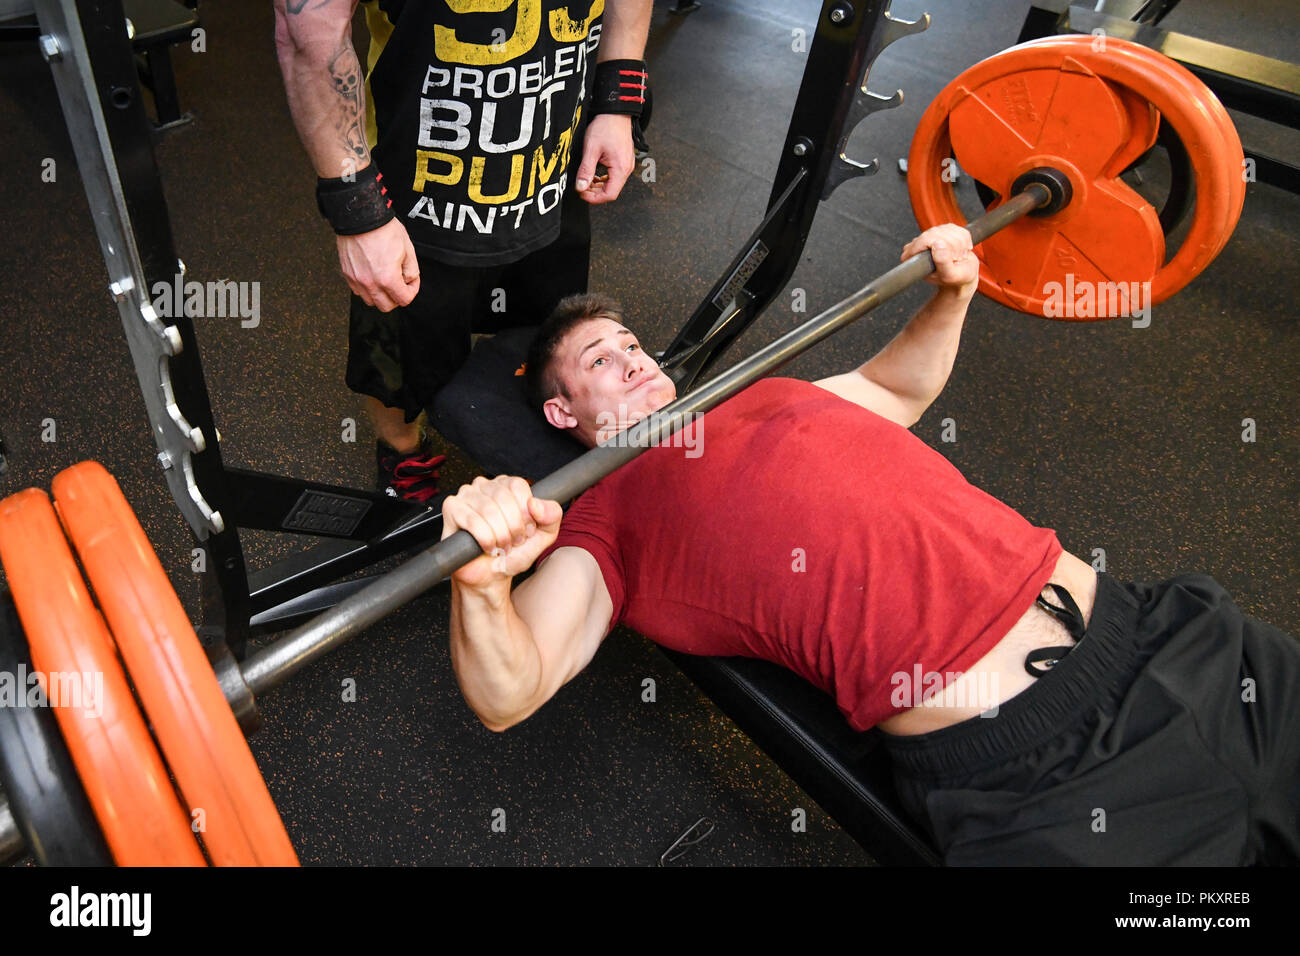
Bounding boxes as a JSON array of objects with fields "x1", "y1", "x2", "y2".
[
  {"x1": 329, "y1": 40, "x2": 370, "y2": 162},
  {"x1": 285, "y1": 0, "x2": 331, "y2": 15}
]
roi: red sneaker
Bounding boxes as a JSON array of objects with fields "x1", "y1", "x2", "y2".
[{"x1": 376, "y1": 436, "x2": 446, "y2": 503}]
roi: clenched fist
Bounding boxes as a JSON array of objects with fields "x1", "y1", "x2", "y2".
[
  {"x1": 902, "y1": 223, "x2": 980, "y2": 296},
  {"x1": 441, "y1": 476, "x2": 564, "y2": 591}
]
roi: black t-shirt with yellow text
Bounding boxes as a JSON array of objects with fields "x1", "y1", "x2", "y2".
[{"x1": 363, "y1": 0, "x2": 603, "y2": 267}]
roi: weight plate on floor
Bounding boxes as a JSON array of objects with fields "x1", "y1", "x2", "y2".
[
  {"x1": 0, "y1": 590, "x2": 112, "y2": 866},
  {"x1": 0, "y1": 488, "x2": 206, "y2": 867},
  {"x1": 54, "y1": 462, "x2": 298, "y2": 867}
]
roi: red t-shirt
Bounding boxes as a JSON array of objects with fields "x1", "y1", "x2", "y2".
[{"x1": 539, "y1": 377, "x2": 1062, "y2": 731}]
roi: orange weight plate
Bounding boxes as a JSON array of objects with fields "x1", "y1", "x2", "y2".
[
  {"x1": 1105, "y1": 82, "x2": 1160, "y2": 178},
  {"x1": 52, "y1": 462, "x2": 299, "y2": 867},
  {"x1": 1113, "y1": 44, "x2": 1245, "y2": 261},
  {"x1": 0, "y1": 488, "x2": 206, "y2": 866},
  {"x1": 909, "y1": 36, "x2": 1243, "y2": 318},
  {"x1": 1095, "y1": 36, "x2": 1244, "y2": 257}
]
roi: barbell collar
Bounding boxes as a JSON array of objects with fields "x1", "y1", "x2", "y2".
[{"x1": 1011, "y1": 167, "x2": 1072, "y2": 217}]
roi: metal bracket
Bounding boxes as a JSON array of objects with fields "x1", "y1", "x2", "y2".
[
  {"x1": 34, "y1": 0, "x2": 223, "y2": 537},
  {"x1": 823, "y1": 8, "x2": 930, "y2": 199}
]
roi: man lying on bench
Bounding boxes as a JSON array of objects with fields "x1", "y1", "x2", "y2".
[{"x1": 440, "y1": 224, "x2": 1300, "y2": 866}]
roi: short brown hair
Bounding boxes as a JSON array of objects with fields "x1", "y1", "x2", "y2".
[{"x1": 524, "y1": 292, "x2": 625, "y2": 412}]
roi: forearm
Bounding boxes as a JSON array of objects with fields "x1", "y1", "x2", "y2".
[
  {"x1": 860, "y1": 285, "x2": 976, "y2": 406},
  {"x1": 274, "y1": 0, "x2": 370, "y2": 179},
  {"x1": 449, "y1": 582, "x2": 544, "y2": 731},
  {"x1": 597, "y1": 0, "x2": 652, "y2": 60}
]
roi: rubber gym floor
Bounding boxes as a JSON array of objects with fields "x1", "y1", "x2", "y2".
[{"x1": 0, "y1": 0, "x2": 1296, "y2": 866}]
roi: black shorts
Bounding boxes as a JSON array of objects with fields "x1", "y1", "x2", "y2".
[
  {"x1": 346, "y1": 183, "x2": 591, "y2": 422},
  {"x1": 883, "y1": 573, "x2": 1300, "y2": 865}
]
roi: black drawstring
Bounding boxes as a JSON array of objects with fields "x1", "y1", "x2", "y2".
[{"x1": 1024, "y1": 583, "x2": 1086, "y2": 678}]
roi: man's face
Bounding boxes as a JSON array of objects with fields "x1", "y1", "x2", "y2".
[{"x1": 542, "y1": 316, "x2": 678, "y2": 446}]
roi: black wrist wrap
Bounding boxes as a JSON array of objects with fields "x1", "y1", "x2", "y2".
[
  {"x1": 592, "y1": 59, "x2": 648, "y2": 116},
  {"x1": 316, "y1": 163, "x2": 395, "y2": 236}
]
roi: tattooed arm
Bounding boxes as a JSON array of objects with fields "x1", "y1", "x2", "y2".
[
  {"x1": 273, "y1": 0, "x2": 369, "y2": 177},
  {"x1": 274, "y1": 0, "x2": 420, "y2": 310}
]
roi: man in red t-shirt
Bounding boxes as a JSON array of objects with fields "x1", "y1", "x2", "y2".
[{"x1": 440, "y1": 225, "x2": 1300, "y2": 865}]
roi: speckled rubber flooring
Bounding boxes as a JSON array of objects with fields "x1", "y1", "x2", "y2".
[{"x1": 0, "y1": 0, "x2": 1296, "y2": 865}]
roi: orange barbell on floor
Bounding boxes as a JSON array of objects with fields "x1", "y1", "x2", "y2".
[
  {"x1": 0, "y1": 489, "x2": 206, "y2": 867},
  {"x1": 52, "y1": 461, "x2": 299, "y2": 867},
  {"x1": 908, "y1": 35, "x2": 1244, "y2": 318}
]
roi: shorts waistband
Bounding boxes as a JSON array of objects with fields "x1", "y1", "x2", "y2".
[{"x1": 882, "y1": 573, "x2": 1145, "y2": 780}]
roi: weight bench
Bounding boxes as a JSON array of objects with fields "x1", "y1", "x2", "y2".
[{"x1": 432, "y1": 327, "x2": 942, "y2": 867}]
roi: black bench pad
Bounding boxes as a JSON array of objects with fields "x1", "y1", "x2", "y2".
[{"x1": 431, "y1": 326, "x2": 586, "y2": 481}]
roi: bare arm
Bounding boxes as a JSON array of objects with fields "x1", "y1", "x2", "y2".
[
  {"x1": 575, "y1": 0, "x2": 654, "y2": 202},
  {"x1": 597, "y1": 0, "x2": 653, "y2": 61},
  {"x1": 443, "y1": 477, "x2": 613, "y2": 731},
  {"x1": 273, "y1": 0, "x2": 368, "y2": 179},
  {"x1": 273, "y1": 0, "x2": 420, "y2": 311},
  {"x1": 816, "y1": 224, "x2": 979, "y2": 427}
]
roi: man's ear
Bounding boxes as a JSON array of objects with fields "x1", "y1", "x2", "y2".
[{"x1": 542, "y1": 396, "x2": 578, "y2": 431}]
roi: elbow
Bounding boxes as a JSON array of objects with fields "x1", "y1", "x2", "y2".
[
  {"x1": 273, "y1": 34, "x2": 294, "y2": 69},
  {"x1": 272, "y1": 10, "x2": 346, "y2": 69},
  {"x1": 273, "y1": 29, "x2": 307, "y2": 79},
  {"x1": 274, "y1": 29, "x2": 322, "y2": 72},
  {"x1": 904, "y1": 394, "x2": 937, "y2": 429},
  {"x1": 477, "y1": 707, "x2": 531, "y2": 733},
  {"x1": 884, "y1": 384, "x2": 937, "y2": 430},
  {"x1": 472, "y1": 691, "x2": 541, "y2": 732},
  {"x1": 478, "y1": 711, "x2": 518, "y2": 733}
]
